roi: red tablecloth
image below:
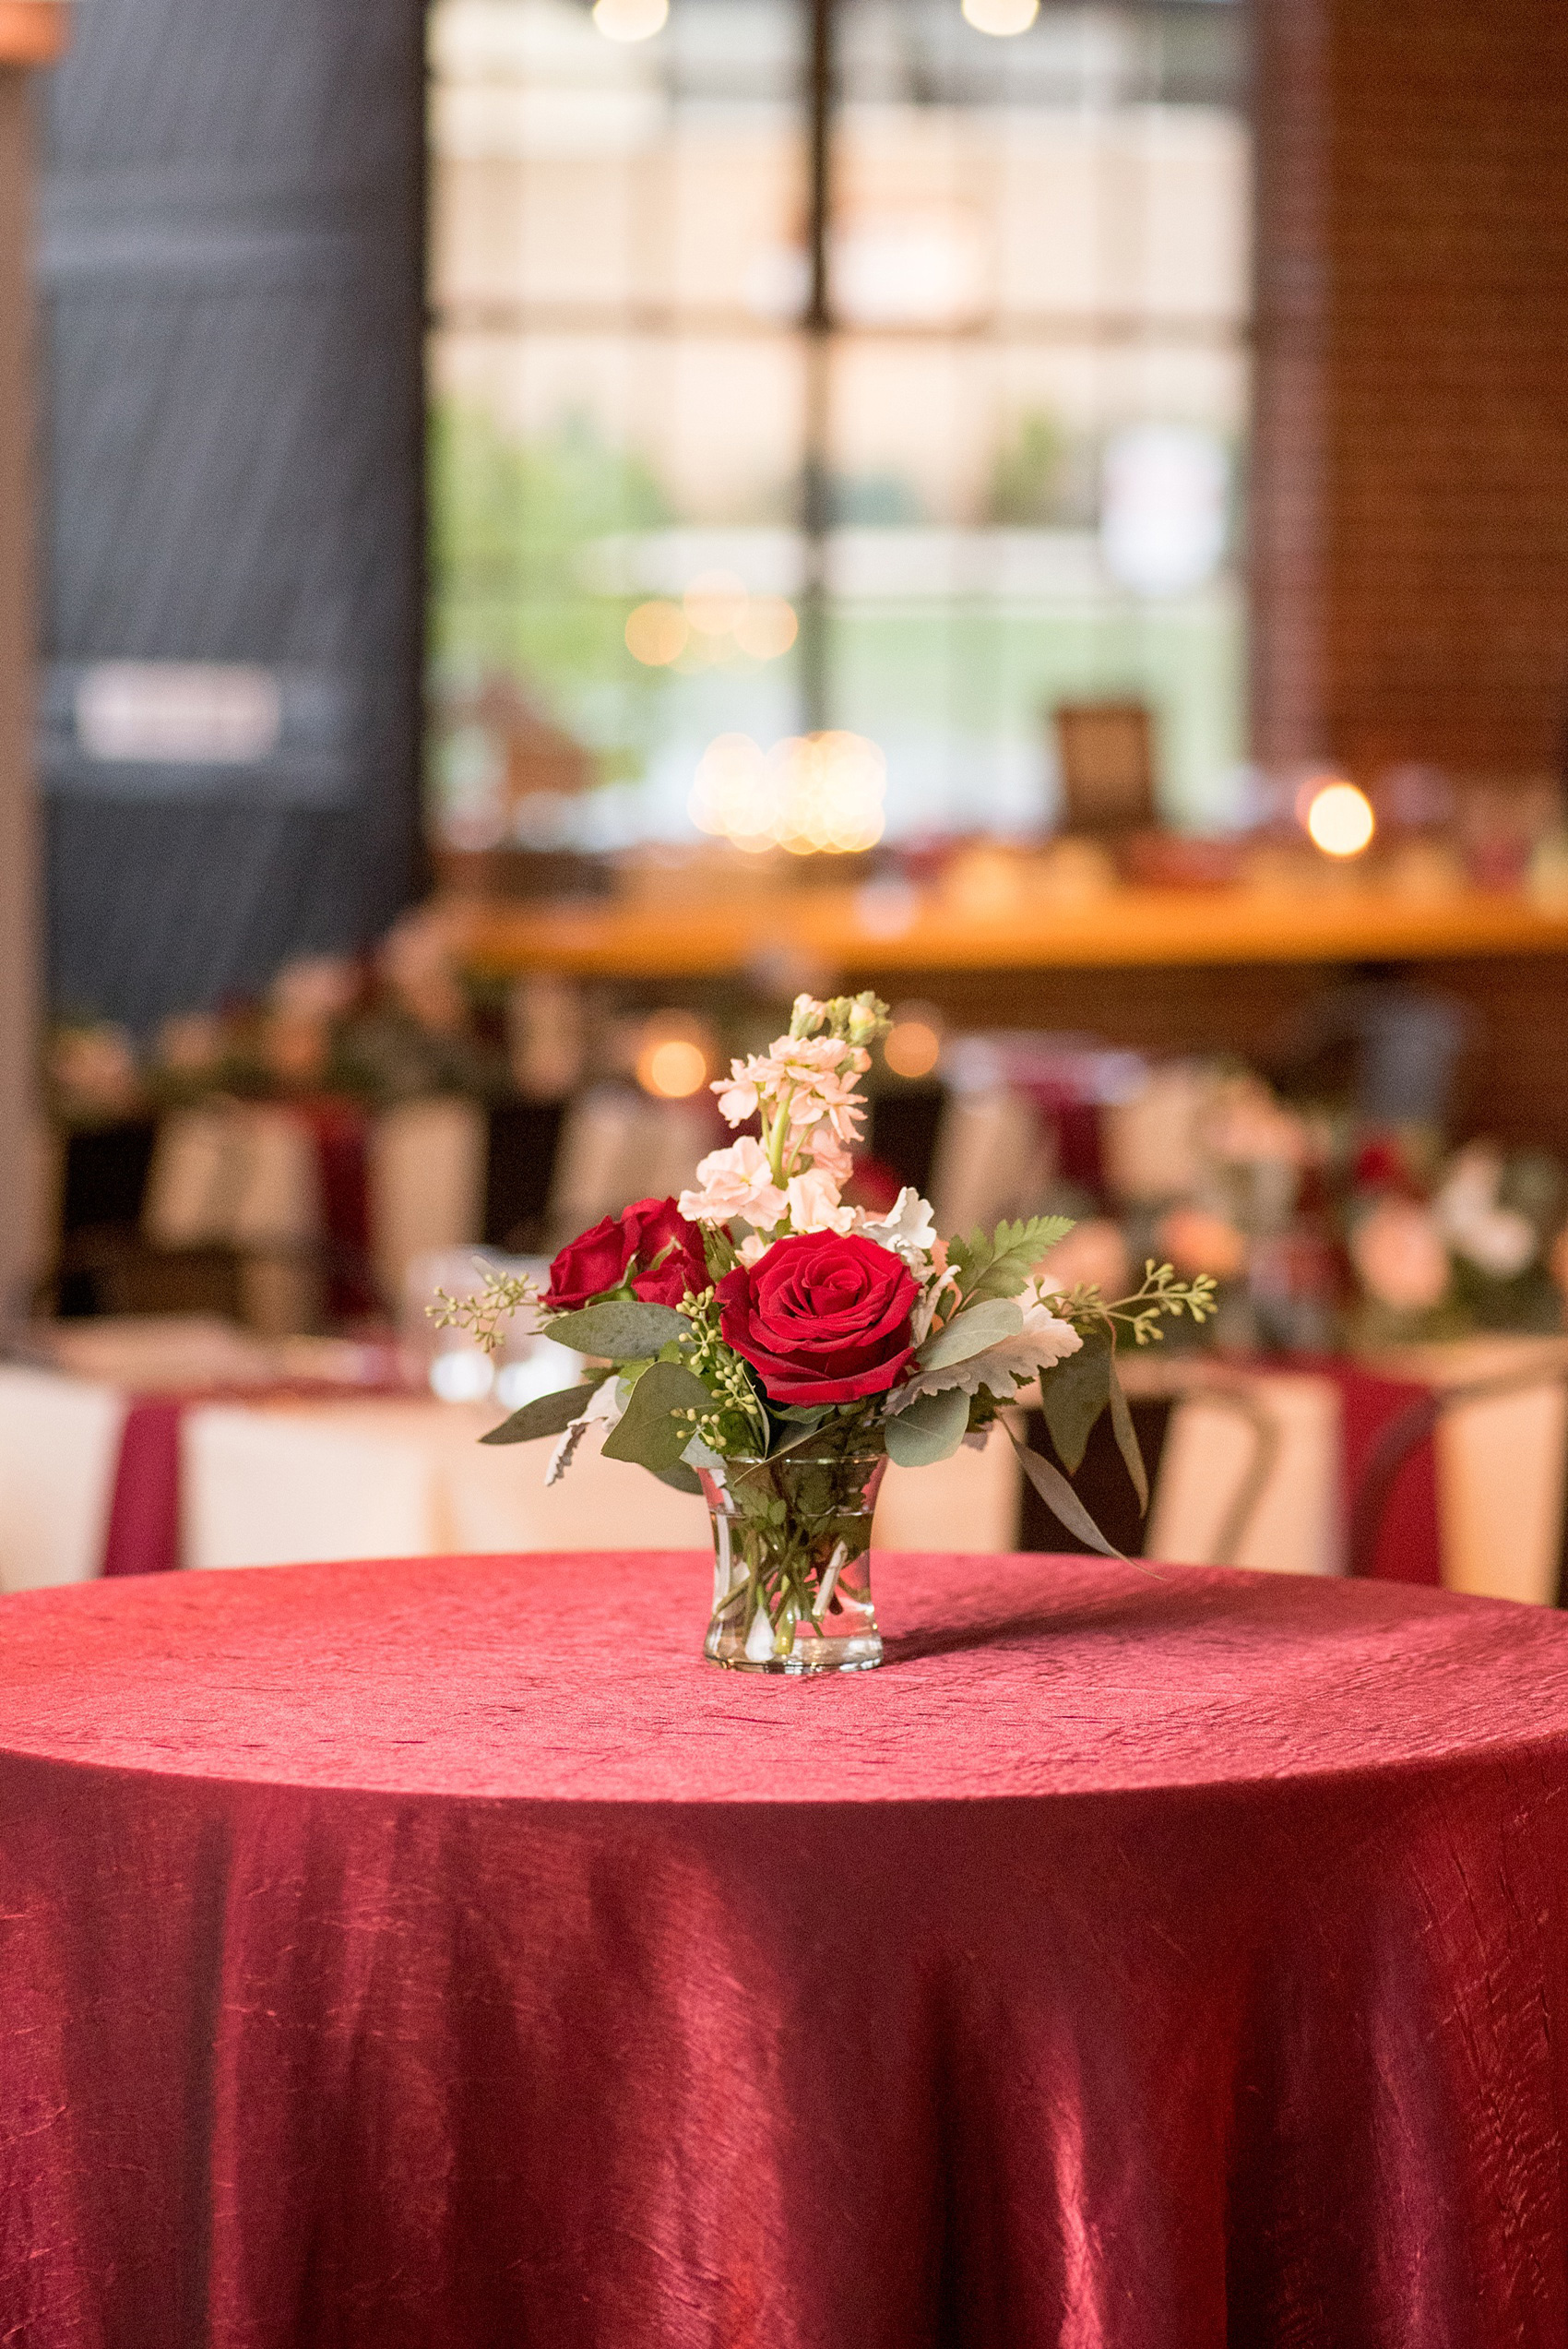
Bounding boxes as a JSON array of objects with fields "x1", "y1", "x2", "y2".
[{"x1": 5, "y1": 1550, "x2": 1568, "y2": 2347}]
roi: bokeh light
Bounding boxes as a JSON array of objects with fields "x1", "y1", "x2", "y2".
[
  {"x1": 961, "y1": 0, "x2": 1039, "y2": 33},
  {"x1": 591, "y1": 0, "x2": 669, "y2": 41},
  {"x1": 884, "y1": 1003, "x2": 944, "y2": 1079},
  {"x1": 1304, "y1": 779, "x2": 1376, "y2": 858},
  {"x1": 634, "y1": 1014, "x2": 714, "y2": 1100},
  {"x1": 732, "y1": 595, "x2": 799, "y2": 662},
  {"x1": 624, "y1": 600, "x2": 688, "y2": 666},
  {"x1": 688, "y1": 730, "x2": 887, "y2": 855},
  {"x1": 683, "y1": 569, "x2": 750, "y2": 638}
]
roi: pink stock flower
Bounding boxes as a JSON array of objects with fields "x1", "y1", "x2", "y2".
[{"x1": 678, "y1": 1138, "x2": 788, "y2": 1232}]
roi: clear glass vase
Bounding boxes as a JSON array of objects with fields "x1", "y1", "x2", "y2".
[{"x1": 697, "y1": 1451, "x2": 888, "y2": 1675}]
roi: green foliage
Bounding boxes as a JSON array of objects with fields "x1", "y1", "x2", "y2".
[
  {"x1": 1106, "y1": 1357, "x2": 1148, "y2": 1513},
  {"x1": 948, "y1": 1217, "x2": 1076, "y2": 1308},
  {"x1": 702, "y1": 1226, "x2": 740, "y2": 1281},
  {"x1": 915, "y1": 1296, "x2": 1025, "y2": 1372},
  {"x1": 885, "y1": 1386, "x2": 970, "y2": 1468},
  {"x1": 479, "y1": 1381, "x2": 603, "y2": 1448},
  {"x1": 987, "y1": 410, "x2": 1070, "y2": 526},
  {"x1": 601, "y1": 1361, "x2": 716, "y2": 1473},
  {"x1": 545, "y1": 1300, "x2": 688, "y2": 1360},
  {"x1": 1039, "y1": 1327, "x2": 1112, "y2": 1474},
  {"x1": 1008, "y1": 1429, "x2": 1123, "y2": 1559}
]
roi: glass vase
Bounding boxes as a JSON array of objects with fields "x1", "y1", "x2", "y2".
[{"x1": 697, "y1": 1451, "x2": 888, "y2": 1675}]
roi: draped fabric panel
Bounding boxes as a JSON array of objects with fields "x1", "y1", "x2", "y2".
[{"x1": 37, "y1": 0, "x2": 426, "y2": 1027}]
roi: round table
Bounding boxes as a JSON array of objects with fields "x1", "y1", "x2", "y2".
[{"x1": 5, "y1": 1551, "x2": 1568, "y2": 2348}]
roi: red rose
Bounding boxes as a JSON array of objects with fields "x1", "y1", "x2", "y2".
[
  {"x1": 622, "y1": 1197, "x2": 709, "y2": 1306},
  {"x1": 545, "y1": 1197, "x2": 707, "y2": 1313},
  {"x1": 716, "y1": 1232, "x2": 918, "y2": 1405}
]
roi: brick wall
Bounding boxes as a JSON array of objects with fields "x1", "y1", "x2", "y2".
[{"x1": 1252, "y1": 0, "x2": 1568, "y2": 778}]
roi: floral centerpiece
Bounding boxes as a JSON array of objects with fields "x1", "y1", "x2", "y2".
[{"x1": 437, "y1": 993, "x2": 1215, "y2": 1674}]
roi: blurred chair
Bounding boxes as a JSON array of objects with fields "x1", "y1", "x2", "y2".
[
  {"x1": 1051, "y1": 700, "x2": 1157, "y2": 837},
  {"x1": 0, "y1": 1365, "x2": 126, "y2": 1592},
  {"x1": 546, "y1": 1087, "x2": 710, "y2": 1244},
  {"x1": 368, "y1": 1095, "x2": 485, "y2": 1301},
  {"x1": 1348, "y1": 1356, "x2": 1568, "y2": 1604}
]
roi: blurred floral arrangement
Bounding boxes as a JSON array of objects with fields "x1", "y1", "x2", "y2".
[{"x1": 43, "y1": 907, "x2": 510, "y2": 1128}]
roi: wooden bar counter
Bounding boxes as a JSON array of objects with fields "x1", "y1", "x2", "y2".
[{"x1": 462, "y1": 879, "x2": 1568, "y2": 1155}]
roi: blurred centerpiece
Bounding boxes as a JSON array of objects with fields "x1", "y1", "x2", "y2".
[{"x1": 437, "y1": 992, "x2": 1214, "y2": 1674}]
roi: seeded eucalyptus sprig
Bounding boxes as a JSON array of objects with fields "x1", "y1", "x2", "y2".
[
  {"x1": 1053, "y1": 1259, "x2": 1219, "y2": 1348},
  {"x1": 430, "y1": 1265, "x2": 540, "y2": 1356}
]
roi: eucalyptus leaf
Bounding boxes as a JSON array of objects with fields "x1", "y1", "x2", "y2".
[
  {"x1": 480, "y1": 1382, "x2": 602, "y2": 1447},
  {"x1": 885, "y1": 1384, "x2": 970, "y2": 1468},
  {"x1": 601, "y1": 1359, "x2": 714, "y2": 1473},
  {"x1": 1008, "y1": 1428, "x2": 1124, "y2": 1559},
  {"x1": 1106, "y1": 1355, "x2": 1148, "y2": 1514},
  {"x1": 1039, "y1": 1327, "x2": 1112, "y2": 1473},
  {"x1": 651, "y1": 1459, "x2": 704, "y2": 1496},
  {"x1": 916, "y1": 1296, "x2": 1024, "y2": 1373},
  {"x1": 544, "y1": 1300, "x2": 687, "y2": 1361}
]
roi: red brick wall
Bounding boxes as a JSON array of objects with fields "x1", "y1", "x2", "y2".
[{"x1": 1252, "y1": 0, "x2": 1568, "y2": 778}]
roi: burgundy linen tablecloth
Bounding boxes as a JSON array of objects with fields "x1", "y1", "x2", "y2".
[{"x1": 5, "y1": 1552, "x2": 1568, "y2": 2348}]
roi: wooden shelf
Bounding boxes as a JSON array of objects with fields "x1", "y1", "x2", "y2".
[{"x1": 464, "y1": 883, "x2": 1568, "y2": 984}]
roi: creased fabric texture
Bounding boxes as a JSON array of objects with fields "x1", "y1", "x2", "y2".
[{"x1": 4, "y1": 1549, "x2": 1568, "y2": 2349}]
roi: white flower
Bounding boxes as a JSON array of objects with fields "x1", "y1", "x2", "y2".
[
  {"x1": 1435, "y1": 1143, "x2": 1538, "y2": 1279},
  {"x1": 857, "y1": 1186, "x2": 937, "y2": 1263},
  {"x1": 679, "y1": 1137, "x2": 788, "y2": 1231},
  {"x1": 785, "y1": 1167, "x2": 854, "y2": 1234}
]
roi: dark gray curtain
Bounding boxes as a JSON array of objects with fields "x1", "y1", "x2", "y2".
[{"x1": 37, "y1": 0, "x2": 426, "y2": 1030}]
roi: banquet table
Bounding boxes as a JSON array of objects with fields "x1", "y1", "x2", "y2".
[{"x1": 6, "y1": 1552, "x2": 1568, "y2": 2347}]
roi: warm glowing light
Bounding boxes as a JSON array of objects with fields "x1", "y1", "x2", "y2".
[
  {"x1": 625, "y1": 600, "x2": 688, "y2": 666},
  {"x1": 1305, "y1": 780, "x2": 1376, "y2": 858},
  {"x1": 732, "y1": 595, "x2": 799, "y2": 662},
  {"x1": 635, "y1": 1016, "x2": 714, "y2": 1100},
  {"x1": 961, "y1": 0, "x2": 1039, "y2": 33},
  {"x1": 642, "y1": 1038, "x2": 708, "y2": 1099},
  {"x1": 688, "y1": 729, "x2": 886, "y2": 856},
  {"x1": 683, "y1": 569, "x2": 749, "y2": 638},
  {"x1": 591, "y1": 0, "x2": 668, "y2": 40},
  {"x1": 885, "y1": 1007, "x2": 944, "y2": 1079}
]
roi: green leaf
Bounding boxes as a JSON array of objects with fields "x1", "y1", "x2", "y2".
[
  {"x1": 1008, "y1": 1429, "x2": 1124, "y2": 1559},
  {"x1": 948, "y1": 1215, "x2": 1076, "y2": 1307},
  {"x1": 651, "y1": 1459, "x2": 704, "y2": 1496},
  {"x1": 916, "y1": 1296, "x2": 1024, "y2": 1372},
  {"x1": 885, "y1": 1385, "x2": 970, "y2": 1468},
  {"x1": 601, "y1": 1359, "x2": 714, "y2": 1473},
  {"x1": 702, "y1": 1224, "x2": 739, "y2": 1280},
  {"x1": 479, "y1": 1382, "x2": 602, "y2": 1446},
  {"x1": 1106, "y1": 1355, "x2": 1148, "y2": 1514},
  {"x1": 1039, "y1": 1326, "x2": 1112, "y2": 1473},
  {"x1": 544, "y1": 1300, "x2": 687, "y2": 1361}
]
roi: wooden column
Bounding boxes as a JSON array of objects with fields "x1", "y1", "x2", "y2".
[{"x1": 0, "y1": 5, "x2": 65, "y2": 1319}]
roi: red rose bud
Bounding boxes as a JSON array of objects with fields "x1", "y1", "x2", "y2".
[
  {"x1": 545, "y1": 1197, "x2": 707, "y2": 1313},
  {"x1": 716, "y1": 1231, "x2": 918, "y2": 1405}
]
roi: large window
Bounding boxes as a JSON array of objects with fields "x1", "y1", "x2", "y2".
[{"x1": 427, "y1": 0, "x2": 1250, "y2": 861}]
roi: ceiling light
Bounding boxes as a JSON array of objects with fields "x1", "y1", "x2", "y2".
[
  {"x1": 592, "y1": 0, "x2": 669, "y2": 42},
  {"x1": 961, "y1": 0, "x2": 1039, "y2": 35}
]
